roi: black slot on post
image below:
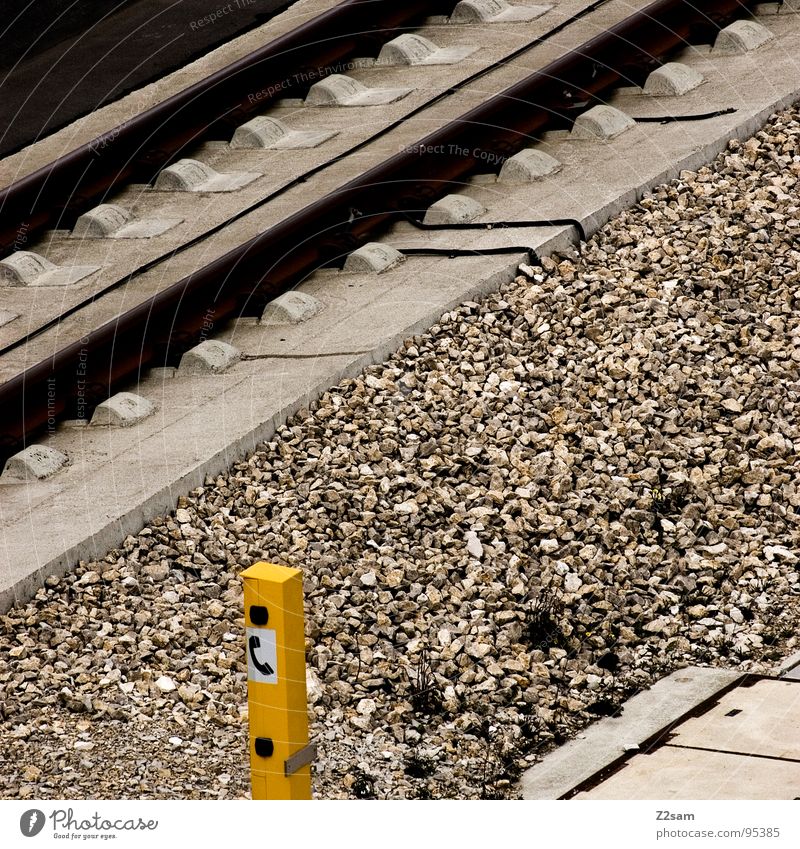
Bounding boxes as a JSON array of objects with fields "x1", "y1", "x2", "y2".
[{"x1": 250, "y1": 605, "x2": 269, "y2": 626}]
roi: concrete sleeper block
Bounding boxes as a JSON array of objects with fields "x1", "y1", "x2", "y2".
[
  {"x1": 0, "y1": 251, "x2": 99, "y2": 287},
  {"x1": 154, "y1": 159, "x2": 260, "y2": 192},
  {"x1": 74, "y1": 203, "x2": 132, "y2": 236},
  {"x1": 424, "y1": 194, "x2": 485, "y2": 226},
  {"x1": 305, "y1": 74, "x2": 412, "y2": 107},
  {"x1": 571, "y1": 105, "x2": 635, "y2": 140},
  {"x1": 450, "y1": 0, "x2": 552, "y2": 23},
  {"x1": 643, "y1": 62, "x2": 704, "y2": 96},
  {"x1": 90, "y1": 392, "x2": 156, "y2": 427},
  {"x1": 73, "y1": 203, "x2": 183, "y2": 238},
  {"x1": 1, "y1": 445, "x2": 68, "y2": 481},
  {"x1": 499, "y1": 148, "x2": 561, "y2": 182},
  {"x1": 179, "y1": 340, "x2": 240, "y2": 374},
  {"x1": 230, "y1": 116, "x2": 338, "y2": 150},
  {"x1": 260, "y1": 291, "x2": 322, "y2": 325},
  {"x1": 377, "y1": 33, "x2": 477, "y2": 66},
  {"x1": 344, "y1": 243, "x2": 405, "y2": 273},
  {"x1": 713, "y1": 20, "x2": 774, "y2": 53}
]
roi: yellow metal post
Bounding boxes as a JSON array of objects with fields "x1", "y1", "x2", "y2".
[{"x1": 242, "y1": 561, "x2": 312, "y2": 800}]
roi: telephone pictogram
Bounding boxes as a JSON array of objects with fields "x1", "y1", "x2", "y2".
[{"x1": 249, "y1": 635, "x2": 275, "y2": 677}]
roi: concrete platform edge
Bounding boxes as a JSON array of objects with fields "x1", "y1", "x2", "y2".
[
  {"x1": 520, "y1": 667, "x2": 743, "y2": 800},
  {"x1": 0, "y1": 259, "x2": 524, "y2": 612}
]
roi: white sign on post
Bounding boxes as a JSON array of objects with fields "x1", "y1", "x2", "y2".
[{"x1": 246, "y1": 627, "x2": 278, "y2": 684}]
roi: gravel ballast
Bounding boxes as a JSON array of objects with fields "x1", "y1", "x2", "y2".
[{"x1": 3, "y1": 105, "x2": 800, "y2": 800}]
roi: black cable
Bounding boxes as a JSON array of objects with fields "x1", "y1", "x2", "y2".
[
  {"x1": 401, "y1": 211, "x2": 587, "y2": 243},
  {"x1": 636, "y1": 107, "x2": 737, "y2": 124},
  {"x1": 402, "y1": 246, "x2": 541, "y2": 261}
]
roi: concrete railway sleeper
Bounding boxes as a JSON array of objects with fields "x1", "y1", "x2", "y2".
[
  {"x1": 0, "y1": 0, "x2": 615, "y2": 362},
  {"x1": 0, "y1": 0, "x2": 765, "y2": 463},
  {"x1": 0, "y1": 0, "x2": 455, "y2": 256}
]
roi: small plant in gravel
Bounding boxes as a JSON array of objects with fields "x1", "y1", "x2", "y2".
[
  {"x1": 404, "y1": 749, "x2": 437, "y2": 779},
  {"x1": 472, "y1": 719, "x2": 519, "y2": 800},
  {"x1": 405, "y1": 648, "x2": 442, "y2": 715},
  {"x1": 524, "y1": 590, "x2": 569, "y2": 653}
]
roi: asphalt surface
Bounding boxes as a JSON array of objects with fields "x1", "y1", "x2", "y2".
[{"x1": 0, "y1": 0, "x2": 296, "y2": 158}]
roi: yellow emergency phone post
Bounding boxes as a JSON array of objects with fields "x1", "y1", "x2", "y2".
[{"x1": 242, "y1": 561, "x2": 313, "y2": 800}]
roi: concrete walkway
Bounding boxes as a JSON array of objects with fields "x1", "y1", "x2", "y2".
[{"x1": 521, "y1": 656, "x2": 800, "y2": 800}]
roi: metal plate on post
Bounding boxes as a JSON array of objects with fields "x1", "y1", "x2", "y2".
[{"x1": 285, "y1": 741, "x2": 317, "y2": 777}]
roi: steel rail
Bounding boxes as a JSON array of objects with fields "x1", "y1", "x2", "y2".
[
  {"x1": 0, "y1": 0, "x2": 758, "y2": 460},
  {"x1": 0, "y1": 0, "x2": 452, "y2": 256}
]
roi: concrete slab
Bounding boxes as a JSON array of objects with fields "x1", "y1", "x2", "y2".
[
  {"x1": 520, "y1": 667, "x2": 740, "y2": 800},
  {"x1": 575, "y1": 747, "x2": 800, "y2": 800},
  {"x1": 377, "y1": 34, "x2": 478, "y2": 67},
  {"x1": 72, "y1": 204, "x2": 183, "y2": 239},
  {"x1": 229, "y1": 117, "x2": 337, "y2": 150},
  {"x1": 304, "y1": 75, "x2": 413, "y2": 107},
  {"x1": 0, "y1": 445, "x2": 69, "y2": 482},
  {"x1": 154, "y1": 159, "x2": 260, "y2": 192},
  {"x1": 178, "y1": 340, "x2": 241, "y2": 375},
  {"x1": 0, "y1": 251, "x2": 99, "y2": 287},
  {"x1": 669, "y1": 679, "x2": 800, "y2": 760}
]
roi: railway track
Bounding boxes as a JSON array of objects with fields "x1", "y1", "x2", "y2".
[
  {"x1": 0, "y1": 0, "x2": 771, "y2": 463},
  {"x1": 1, "y1": 0, "x2": 800, "y2": 610}
]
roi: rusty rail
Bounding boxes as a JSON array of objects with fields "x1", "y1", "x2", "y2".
[
  {"x1": 0, "y1": 0, "x2": 758, "y2": 460},
  {"x1": 0, "y1": 0, "x2": 452, "y2": 255}
]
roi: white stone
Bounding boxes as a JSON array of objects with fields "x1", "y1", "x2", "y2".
[
  {"x1": 306, "y1": 668, "x2": 324, "y2": 704},
  {"x1": 451, "y1": 0, "x2": 552, "y2": 23},
  {"x1": 1, "y1": 445, "x2": 68, "y2": 481},
  {"x1": 571, "y1": 105, "x2": 635, "y2": 140},
  {"x1": 154, "y1": 158, "x2": 260, "y2": 192},
  {"x1": 168, "y1": 736, "x2": 183, "y2": 746},
  {"x1": 259, "y1": 291, "x2": 322, "y2": 325},
  {"x1": 344, "y1": 243, "x2": 404, "y2": 273},
  {"x1": 764, "y1": 545, "x2": 797, "y2": 562},
  {"x1": 305, "y1": 74, "x2": 412, "y2": 107},
  {"x1": 564, "y1": 573, "x2": 582, "y2": 593},
  {"x1": 540, "y1": 539, "x2": 559, "y2": 553},
  {"x1": 499, "y1": 148, "x2": 561, "y2": 182},
  {"x1": 424, "y1": 194, "x2": 485, "y2": 226},
  {"x1": 156, "y1": 676, "x2": 176, "y2": 693},
  {"x1": 360, "y1": 571, "x2": 377, "y2": 587},
  {"x1": 230, "y1": 116, "x2": 337, "y2": 150},
  {"x1": 713, "y1": 20, "x2": 774, "y2": 53},
  {"x1": 356, "y1": 698, "x2": 377, "y2": 715},
  {"x1": 377, "y1": 33, "x2": 477, "y2": 66},
  {"x1": 90, "y1": 392, "x2": 156, "y2": 427},
  {"x1": 643, "y1": 63, "x2": 704, "y2": 96},
  {"x1": 179, "y1": 340, "x2": 240, "y2": 375},
  {"x1": 0, "y1": 251, "x2": 99, "y2": 287},
  {"x1": 465, "y1": 531, "x2": 484, "y2": 559}
]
